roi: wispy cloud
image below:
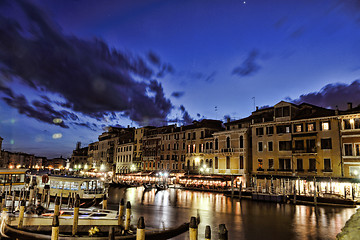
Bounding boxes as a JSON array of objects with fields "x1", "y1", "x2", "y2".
[{"x1": 232, "y1": 49, "x2": 261, "y2": 77}]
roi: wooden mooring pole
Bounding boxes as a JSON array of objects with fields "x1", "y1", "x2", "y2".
[
  {"x1": 118, "y1": 198, "x2": 125, "y2": 226},
  {"x1": 51, "y1": 214, "x2": 60, "y2": 240},
  {"x1": 205, "y1": 225, "x2": 211, "y2": 240},
  {"x1": 102, "y1": 194, "x2": 108, "y2": 209},
  {"x1": 28, "y1": 185, "x2": 34, "y2": 206},
  {"x1": 18, "y1": 200, "x2": 26, "y2": 229},
  {"x1": 125, "y1": 201, "x2": 131, "y2": 231},
  {"x1": 136, "y1": 216, "x2": 145, "y2": 240},
  {"x1": 54, "y1": 194, "x2": 60, "y2": 216},
  {"x1": 72, "y1": 197, "x2": 80, "y2": 236},
  {"x1": 219, "y1": 224, "x2": 228, "y2": 240},
  {"x1": 189, "y1": 216, "x2": 198, "y2": 240},
  {"x1": 108, "y1": 226, "x2": 115, "y2": 240}
]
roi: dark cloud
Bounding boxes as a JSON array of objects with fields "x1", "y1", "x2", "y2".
[
  {"x1": 168, "y1": 105, "x2": 194, "y2": 125},
  {"x1": 0, "y1": 0, "x2": 174, "y2": 127},
  {"x1": 73, "y1": 122, "x2": 98, "y2": 131},
  {"x1": 147, "y1": 51, "x2": 175, "y2": 78},
  {"x1": 232, "y1": 49, "x2": 261, "y2": 77},
  {"x1": 290, "y1": 80, "x2": 360, "y2": 110},
  {"x1": 156, "y1": 63, "x2": 175, "y2": 78},
  {"x1": 0, "y1": 87, "x2": 69, "y2": 128},
  {"x1": 147, "y1": 51, "x2": 161, "y2": 66},
  {"x1": 171, "y1": 91, "x2": 185, "y2": 98}
]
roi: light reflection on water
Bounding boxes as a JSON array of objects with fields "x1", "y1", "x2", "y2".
[{"x1": 107, "y1": 187, "x2": 356, "y2": 240}]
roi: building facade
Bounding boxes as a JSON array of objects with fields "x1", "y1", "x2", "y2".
[
  {"x1": 213, "y1": 117, "x2": 252, "y2": 185},
  {"x1": 339, "y1": 103, "x2": 360, "y2": 178}
]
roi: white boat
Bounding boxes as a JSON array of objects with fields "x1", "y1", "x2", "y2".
[
  {"x1": 35, "y1": 175, "x2": 106, "y2": 207},
  {"x1": 0, "y1": 169, "x2": 30, "y2": 193}
]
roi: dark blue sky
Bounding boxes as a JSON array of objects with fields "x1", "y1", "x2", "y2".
[{"x1": 1, "y1": 0, "x2": 360, "y2": 158}]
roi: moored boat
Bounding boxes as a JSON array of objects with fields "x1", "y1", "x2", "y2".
[
  {"x1": 143, "y1": 183, "x2": 153, "y2": 190},
  {"x1": 0, "y1": 211, "x2": 191, "y2": 240},
  {"x1": 155, "y1": 184, "x2": 168, "y2": 191},
  {"x1": 35, "y1": 175, "x2": 106, "y2": 207}
]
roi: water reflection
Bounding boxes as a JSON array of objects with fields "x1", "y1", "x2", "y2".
[{"x1": 107, "y1": 187, "x2": 356, "y2": 240}]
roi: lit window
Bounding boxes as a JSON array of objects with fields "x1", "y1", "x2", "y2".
[
  {"x1": 296, "y1": 125, "x2": 302, "y2": 132},
  {"x1": 307, "y1": 123, "x2": 315, "y2": 131},
  {"x1": 322, "y1": 122, "x2": 329, "y2": 131}
]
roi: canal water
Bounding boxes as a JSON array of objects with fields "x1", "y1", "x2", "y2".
[{"x1": 107, "y1": 187, "x2": 356, "y2": 240}]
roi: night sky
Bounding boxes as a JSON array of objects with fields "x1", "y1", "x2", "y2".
[{"x1": 1, "y1": 0, "x2": 360, "y2": 158}]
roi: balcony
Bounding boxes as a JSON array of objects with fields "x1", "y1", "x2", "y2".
[
  {"x1": 221, "y1": 148, "x2": 234, "y2": 153},
  {"x1": 204, "y1": 149, "x2": 213, "y2": 154}
]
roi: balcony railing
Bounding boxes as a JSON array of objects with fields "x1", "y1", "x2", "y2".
[{"x1": 221, "y1": 148, "x2": 234, "y2": 153}]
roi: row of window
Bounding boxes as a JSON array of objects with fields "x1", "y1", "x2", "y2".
[
  {"x1": 257, "y1": 158, "x2": 332, "y2": 171},
  {"x1": 160, "y1": 155, "x2": 186, "y2": 161},
  {"x1": 162, "y1": 131, "x2": 207, "y2": 141},
  {"x1": 255, "y1": 121, "x2": 331, "y2": 136},
  {"x1": 213, "y1": 156, "x2": 244, "y2": 170},
  {"x1": 343, "y1": 118, "x2": 360, "y2": 130},
  {"x1": 117, "y1": 146, "x2": 132, "y2": 152},
  {"x1": 116, "y1": 155, "x2": 132, "y2": 163},
  {"x1": 257, "y1": 139, "x2": 332, "y2": 152},
  {"x1": 158, "y1": 136, "x2": 246, "y2": 152},
  {"x1": 343, "y1": 143, "x2": 360, "y2": 156}
]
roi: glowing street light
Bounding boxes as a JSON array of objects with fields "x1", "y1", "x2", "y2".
[
  {"x1": 100, "y1": 164, "x2": 106, "y2": 172},
  {"x1": 130, "y1": 164, "x2": 137, "y2": 172}
]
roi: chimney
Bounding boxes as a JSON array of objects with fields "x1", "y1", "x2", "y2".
[
  {"x1": 227, "y1": 118, "x2": 231, "y2": 123},
  {"x1": 256, "y1": 106, "x2": 259, "y2": 111},
  {"x1": 347, "y1": 102, "x2": 352, "y2": 110}
]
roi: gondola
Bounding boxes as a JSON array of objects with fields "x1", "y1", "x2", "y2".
[
  {"x1": 0, "y1": 218, "x2": 190, "y2": 240},
  {"x1": 155, "y1": 184, "x2": 168, "y2": 191},
  {"x1": 142, "y1": 183, "x2": 153, "y2": 190}
]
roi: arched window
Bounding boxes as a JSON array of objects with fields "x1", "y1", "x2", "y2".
[
  {"x1": 240, "y1": 136, "x2": 244, "y2": 148},
  {"x1": 215, "y1": 139, "x2": 218, "y2": 150},
  {"x1": 226, "y1": 137, "x2": 231, "y2": 148},
  {"x1": 209, "y1": 159, "x2": 213, "y2": 168},
  {"x1": 215, "y1": 157, "x2": 218, "y2": 169},
  {"x1": 200, "y1": 159, "x2": 204, "y2": 166},
  {"x1": 205, "y1": 159, "x2": 209, "y2": 167}
]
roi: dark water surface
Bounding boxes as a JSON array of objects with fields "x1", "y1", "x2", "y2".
[{"x1": 107, "y1": 187, "x2": 356, "y2": 240}]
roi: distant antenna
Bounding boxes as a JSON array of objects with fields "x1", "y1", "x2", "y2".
[{"x1": 252, "y1": 97, "x2": 256, "y2": 110}]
